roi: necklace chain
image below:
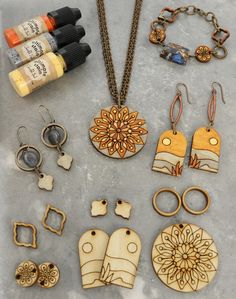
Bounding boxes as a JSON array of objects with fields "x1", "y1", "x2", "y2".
[{"x1": 96, "y1": 0, "x2": 143, "y2": 106}]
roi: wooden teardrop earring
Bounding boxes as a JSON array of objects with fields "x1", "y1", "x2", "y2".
[
  {"x1": 189, "y1": 82, "x2": 225, "y2": 173},
  {"x1": 152, "y1": 83, "x2": 191, "y2": 176}
]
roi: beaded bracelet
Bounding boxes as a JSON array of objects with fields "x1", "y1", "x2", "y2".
[{"x1": 149, "y1": 5, "x2": 230, "y2": 65}]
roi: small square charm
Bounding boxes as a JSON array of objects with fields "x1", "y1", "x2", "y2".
[{"x1": 160, "y1": 43, "x2": 190, "y2": 65}]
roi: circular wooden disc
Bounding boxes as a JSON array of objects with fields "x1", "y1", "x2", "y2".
[
  {"x1": 152, "y1": 223, "x2": 218, "y2": 292},
  {"x1": 89, "y1": 105, "x2": 148, "y2": 159},
  {"x1": 37, "y1": 262, "x2": 60, "y2": 288},
  {"x1": 15, "y1": 260, "x2": 38, "y2": 287}
]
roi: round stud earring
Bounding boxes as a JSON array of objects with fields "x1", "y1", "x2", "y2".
[
  {"x1": 37, "y1": 262, "x2": 60, "y2": 288},
  {"x1": 15, "y1": 260, "x2": 39, "y2": 287}
]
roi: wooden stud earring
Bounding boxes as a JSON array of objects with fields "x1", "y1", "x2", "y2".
[
  {"x1": 39, "y1": 105, "x2": 73, "y2": 170},
  {"x1": 152, "y1": 83, "x2": 191, "y2": 176},
  {"x1": 37, "y1": 262, "x2": 60, "y2": 288},
  {"x1": 91, "y1": 199, "x2": 108, "y2": 217},
  {"x1": 189, "y1": 82, "x2": 225, "y2": 173},
  {"x1": 16, "y1": 126, "x2": 54, "y2": 191},
  {"x1": 15, "y1": 260, "x2": 39, "y2": 287}
]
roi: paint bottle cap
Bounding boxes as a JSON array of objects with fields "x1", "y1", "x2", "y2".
[
  {"x1": 58, "y1": 42, "x2": 91, "y2": 72},
  {"x1": 51, "y1": 24, "x2": 85, "y2": 48},
  {"x1": 48, "y1": 7, "x2": 81, "y2": 27}
]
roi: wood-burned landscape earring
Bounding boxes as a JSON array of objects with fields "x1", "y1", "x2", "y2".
[
  {"x1": 39, "y1": 105, "x2": 73, "y2": 170},
  {"x1": 189, "y1": 82, "x2": 225, "y2": 173},
  {"x1": 15, "y1": 126, "x2": 54, "y2": 191},
  {"x1": 152, "y1": 83, "x2": 191, "y2": 176}
]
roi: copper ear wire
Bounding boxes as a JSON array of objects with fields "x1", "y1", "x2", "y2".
[
  {"x1": 17, "y1": 126, "x2": 29, "y2": 147},
  {"x1": 170, "y1": 83, "x2": 191, "y2": 133},
  {"x1": 38, "y1": 105, "x2": 55, "y2": 124},
  {"x1": 207, "y1": 82, "x2": 225, "y2": 129}
]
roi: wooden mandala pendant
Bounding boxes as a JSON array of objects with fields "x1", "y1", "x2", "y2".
[
  {"x1": 89, "y1": 106, "x2": 148, "y2": 159},
  {"x1": 189, "y1": 127, "x2": 221, "y2": 173},
  {"x1": 152, "y1": 223, "x2": 218, "y2": 292},
  {"x1": 152, "y1": 130, "x2": 187, "y2": 176}
]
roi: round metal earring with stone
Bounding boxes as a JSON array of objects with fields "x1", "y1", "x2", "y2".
[
  {"x1": 39, "y1": 105, "x2": 73, "y2": 170},
  {"x1": 15, "y1": 126, "x2": 54, "y2": 191}
]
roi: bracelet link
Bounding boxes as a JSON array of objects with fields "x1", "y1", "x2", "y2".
[
  {"x1": 212, "y1": 28, "x2": 230, "y2": 45},
  {"x1": 158, "y1": 7, "x2": 177, "y2": 23}
]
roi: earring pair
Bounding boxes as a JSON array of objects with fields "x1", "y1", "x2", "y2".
[
  {"x1": 78, "y1": 228, "x2": 141, "y2": 289},
  {"x1": 15, "y1": 260, "x2": 60, "y2": 288},
  {"x1": 15, "y1": 106, "x2": 73, "y2": 191},
  {"x1": 152, "y1": 82, "x2": 225, "y2": 176},
  {"x1": 91, "y1": 199, "x2": 132, "y2": 219},
  {"x1": 152, "y1": 186, "x2": 211, "y2": 217}
]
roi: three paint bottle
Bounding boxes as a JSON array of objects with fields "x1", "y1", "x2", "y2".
[{"x1": 4, "y1": 6, "x2": 81, "y2": 47}]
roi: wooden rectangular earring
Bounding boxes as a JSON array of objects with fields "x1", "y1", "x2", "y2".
[
  {"x1": 189, "y1": 82, "x2": 225, "y2": 173},
  {"x1": 152, "y1": 83, "x2": 191, "y2": 176}
]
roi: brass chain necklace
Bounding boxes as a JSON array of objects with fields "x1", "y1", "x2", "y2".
[{"x1": 89, "y1": 0, "x2": 148, "y2": 159}]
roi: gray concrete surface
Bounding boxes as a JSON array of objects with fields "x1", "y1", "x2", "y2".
[{"x1": 0, "y1": 0, "x2": 236, "y2": 298}]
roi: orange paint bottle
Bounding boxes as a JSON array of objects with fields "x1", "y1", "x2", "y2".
[{"x1": 4, "y1": 6, "x2": 81, "y2": 48}]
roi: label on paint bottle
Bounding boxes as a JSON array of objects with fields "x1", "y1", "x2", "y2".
[
  {"x1": 14, "y1": 17, "x2": 48, "y2": 42},
  {"x1": 20, "y1": 56, "x2": 58, "y2": 92},
  {"x1": 17, "y1": 35, "x2": 53, "y2": 63}
]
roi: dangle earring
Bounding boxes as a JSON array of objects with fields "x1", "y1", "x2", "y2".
[
  {"x1": 15, "y1": 126, "x2": 54, "y2": 191},
  {"x1": 39, "y1": 105, "x2": 73, "y2": 170},
  {"x1": 189, "y1": 82, "x2": 225, "y2": 173},
  {"x1": 152, "y1": 83, "x2": 191, "y2": 176}
]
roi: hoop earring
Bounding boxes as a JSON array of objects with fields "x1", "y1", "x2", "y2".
[{"x1": 15, "y1": 126, "x2": 54, "y2": 191}]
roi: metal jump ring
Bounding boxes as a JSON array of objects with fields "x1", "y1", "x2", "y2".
[
  {"x1": 182, "y1": 186, "x2": 211, "y2": 215},
  {"x1": 152, "y1": 188, "x2": 182, "y2": 217}
]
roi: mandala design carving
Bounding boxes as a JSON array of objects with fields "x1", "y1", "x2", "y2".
[
  {"x1": 38, "y1": 263, "x2": 60, "y2": 288},
  {"x1": 90, "y1": 106, "x2": 148, "y2": 158},
  {"x1": 15, "y1": 261, "x2": 38, "y2": 287},
  {"x1": 152, "y1": 223, "x2": 218, "y2": 292}
]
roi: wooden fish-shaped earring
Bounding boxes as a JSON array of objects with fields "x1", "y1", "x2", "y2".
[
  {"x1": 39, "y1": 105, "x2": 73, "y2": 170},
  {"x1": 189, "y1": 82, "x2": 225, "y2": 173},
  {"x1": 152, "y1": 83, "x2": 191, "y2": 176}
]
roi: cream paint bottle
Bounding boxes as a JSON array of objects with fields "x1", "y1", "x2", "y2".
[{"x1": 9, "y1": 42, "x2": 91, "y2": 97}]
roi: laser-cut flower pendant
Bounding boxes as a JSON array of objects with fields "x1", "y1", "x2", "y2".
[
  {"x1": 152, "y1": 223, "x2": 218, "y2": 292},
  {"x1": 90, "y1": 106, "x2": 148, "y2": 159}
]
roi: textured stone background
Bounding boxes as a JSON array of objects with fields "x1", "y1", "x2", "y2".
[{"x1": 0, "y1": 0, "x2": 236, "y2": 298}]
